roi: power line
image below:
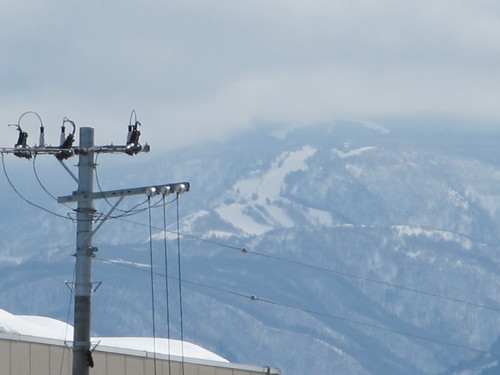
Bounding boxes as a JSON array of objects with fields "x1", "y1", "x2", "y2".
[
  {"x1": 3, "y1": 151, "x2": 164, "y2": 223},
  {"x1": 93, "y1": 255, "x2": 497, "y2": 357},
  {"x1": 22, "y1": 147, "x2": 490, "y2": 314},
  {"x1": 245, "y1": 249, "x2": 500, "y2": 313},
  {"x1": 73, "y1": 153, "x2": 178, "y2": 223},
  {"x1": 8, "y1": 134, "x2": 498, "y2": 352},
  {"x1": 1, "y1": 112, "x2": 177, "y2": 375},
  {"x1": 147, "y1": 198, "x2": 158, "y2": 375},
  {"x1": 60, "y1": 262, "x2": 76, "y2": 375},
  {"x1": 104, "y1": 216, "x2": 500, "y2": 314},
  {"x1": 47, "y1": 213, "x2": 500, "y2": 316},
  {"x1": 94, "y1": 153, "x2": 156, "y2": 215},
  {"x1": 32, "y1": 155, "x2": 74, "y2": 211},
  {"x1": 1, "y1": 152, "x2": 72, "y2": 220},
  {"x1": 187, "y1": 281, "x2": 497, "y2": 356},
  {"x1": 175, "y1": 196, "x2": 186, "y2": 375},
  {"x1": 249, "y1": 296, "x2": 496, "y2": 356},
  {"x1": 162, "y1": 195, "x2": 173, "y2": 375}
]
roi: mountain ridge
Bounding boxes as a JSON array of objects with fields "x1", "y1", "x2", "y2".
[{"x1": 0, "y1": 122, "x2": 499, "y2": 375}]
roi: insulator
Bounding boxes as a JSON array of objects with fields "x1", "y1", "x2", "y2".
[
  {"x1": 161, "y1": 185, "x2": 172, "y2": 196},
  {"x1": 60, "y1": 125, "x2": 66, "y2": 146},
  {"x1": 174, "y1": 183, "x2": 187, "y2": 195},
  {"x1": 86, "y1": 350, "x2": 94, "y2": 368},
  {"x1": 127, "y1": 125, "x2": 133, "y2": 144},
  {"x1": 16, "y1": 131, "x2": 28, "y2": 148},
  {"x1": 126, "y1": 121, "x2": 142, "y2": 155},
  {"x1": 56, "y1": 149, "x2": 75, "y2": 160},
  {"x1": 39, "y1": 126, "x2": 45, "y2": 147},
  {"x1": 56, "y1": 118, "x2": 76, "y2": 159},
  {"x1": 9, "y1": 124, "x2": 31, "y2": 159},
  {"x1": 125, "y1": 143, "x2": 142, "y2": 156},
  {"x1": 145, "y1": 187, "x2": 157, "y2": 197},
  {"x1": 128, "y1": 129, "x2": 140, "y2": 146},
  {"x1": 61, "y1": 134, "x2": 75, "y2": 149}
]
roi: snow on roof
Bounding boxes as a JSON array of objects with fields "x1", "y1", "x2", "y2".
[
  {"x1": 95, "y1": 337, "x2": 228, "y2": 362},
  {"x1": 0, "y1": 308, "x2": 227, "y2": 362},
  {"x1": 0, "y1": 308, "x2": 72, "y2": 340}
]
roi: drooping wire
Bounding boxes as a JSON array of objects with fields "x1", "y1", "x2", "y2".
[
  {"x1": 244, "y1": 249, "x2": 500, "y2": 313},
  {"x1": 14, "y1": 151, "x2": 160, "y2": 223},
  {"x1": 60, "y1": 262, "x2": 77, "y2": 375},
  {"x1": 108, "y1": 216, "x2": 500, "y2": 314},
  {"x1": 92, "y1": 194, "x2": 177, "y2": 225},
  {"x1": 94, "y1": 153, "x2": 142, "y2": 214},
  {"x1": 32, "y1": 155, "x2": 58, "y2": 201},
  {"x1": 186, "y1": 282, "x2": 497, "y2": 356},
  {"x1": 1, "y1": 153, "x2": 72, "y2": 220},
  {"x1": 5, "y1": 150, "x2": 153, "y2": 230},
  {"x1": 93, "y1": 255, "x2": 497, "y2": 357},
  {"x1": 17, "y1": 111, "x2": 44, "y2": 135},
  {"x1": 129, "y1": 109, "x2": 138, "y2": 126},
  {"x1": 176, "y1": 195, "x2": 185, "y2": 375},
  {"x1": 32, "y1": 155, "x2": 75, "y2": 211},
  {"x1": 94, "y1": 153, "x2": 171, "y2": 218},
  {"x1": 148, "y1": 197, "x2": 158, "y2": 375},
  {"x1": 247, "y1": 296, "x2": 496, "y2": 356},
  {"x1": 162, "y1": 195, "x2": 172, "y2": 375}
]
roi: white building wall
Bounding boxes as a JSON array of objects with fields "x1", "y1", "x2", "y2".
[{"x1": 0, "y1": 334, "x2": 281, "y2": 375}]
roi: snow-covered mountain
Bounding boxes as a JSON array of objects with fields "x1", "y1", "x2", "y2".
[{"x1": 0, "y1": 122, "x2": 499, "y2": 375}]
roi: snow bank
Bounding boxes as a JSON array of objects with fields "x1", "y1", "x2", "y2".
[
  {"x1": 0, "y1": 308, "x2": 227, "y2": 362},
  {"x1": 95, "y1": 337, "x2": 228, "y2": 362},
  {"x1": 0, "y1": 308, "x2": 73, "y2": 340}
]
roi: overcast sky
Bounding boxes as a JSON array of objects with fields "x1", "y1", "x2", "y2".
[{"x1": 1, "y1": 0, "x2": 500, "y2": 150}]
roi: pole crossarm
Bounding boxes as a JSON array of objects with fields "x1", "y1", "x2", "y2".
[
  {"x1": 57, "y1": 182, "x2": 190, "y2": 203},
  {"x1": 1, "y1": 146, "x2": 66, "y2": 155},
  {"x1": 0, "y1": 144, "x2": 150, "y2": 156},
  {"x1": 2, "y1": 113, "x2": 166, "y2": 375}
]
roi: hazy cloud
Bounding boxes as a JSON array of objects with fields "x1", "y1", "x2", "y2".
[{"x1": 1, "y1": 0, "x2": 500, "y2": 149}]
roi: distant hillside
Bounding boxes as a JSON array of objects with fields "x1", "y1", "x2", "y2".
[{"x1": 0, "y1": 122, "x2": 499, "y2": 375}]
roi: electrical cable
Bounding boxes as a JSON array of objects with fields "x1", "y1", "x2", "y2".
[
  {"x1": 176, "y1": 195, "x2": 186, "y2": 375},
  {"x1": 97, "y1": 197, "x2": 154, "y2": 219},
  {"x1": 93, "y1": 255, "x2": 497, "y2": 357},
  {"x1": 129, "y1": 110, "x2": 138, "y2": 127},
  {"x1": 162, "y1": 195, "x2": 172, "y2": 375},
  {"x1": 7, "y1": 139, "x2": 163, "y2": 224},
  {"x1": 13, "y1": 147, "x2": 498, "y2": 354},
  {"x1": 93, "y1": 196, "x2": 176, "y2": 224},
  {"x1": 60, "y1": 262, "x2": 76, "y2": 375},
  {"x1": 248, "y1": 296, "x2": 496, "y2": 356},
  {"x1": 32, "y1": 155, "x2": 75, "y2": 211},
  {"x1": 32, "y1": 155, "x2": 58, "y2": 201},
  {"x1": 147, "y1": 198, "x2": 158, "y2": 375},
  {"x1": 244, "y1": 249, "x2": 500, "y2": 313},
  {"x1": 171, "y1": 279, "x2": 498, "y2": 356},
  {"x1": 1, "y1": 153, "x2": 73, "y2": 220},
  {"x1": 9, "y1": 114, "x2": 494, "y2": 360},
  {"x1": 6, "y1": 151, "x2": 161, "y2": 224},
  {"x1": 94, "y1": 154, "x2": 174, "y2": 219},
  {"x1": 18, "y1": 111, "x2": 44, "y2": 128},
  {"x1": 94, "y1": 153, "x2": 147, "y2": 214},
  {"x1": 94, "y1": 167, "x2": 169, "y2": 222},
  {"x1": 103, "y1": 193, "x2": 495, "y2": 362},
  {"x1": 3, "y1": 139, "x2": 136, "y2": 226},
  {"x1": 109, "y1": 216, "x2": 500, "y2": 314}
]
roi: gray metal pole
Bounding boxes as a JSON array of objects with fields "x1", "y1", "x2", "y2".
[{"x1": 72, "y1": 127, "x2": 96, "y2": 375}]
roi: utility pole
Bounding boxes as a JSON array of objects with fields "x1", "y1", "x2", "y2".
[
  {"x1": 1, "y1": 113, "x2": 189, "y2": 375},
  {"x1": 72, "y1": 127, "x2": 96, "y2": 375}
]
